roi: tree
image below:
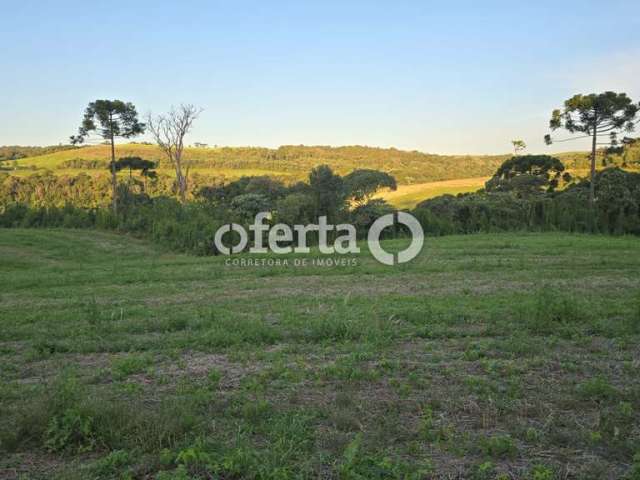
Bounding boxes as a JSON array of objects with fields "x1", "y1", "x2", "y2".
[
  {"x1": 230, "y1": 193, "x2": 272, "y2": 222},
  {"x1": 350, "y1": 198, "x2": 395, "y2": 232},
  {"x1": 147, "y1": 104, "x2": 202, "y2": 202},
  {"x1": 70, "y1": 100, "x2": 145, "y2": 213},
  {"x1": 112, "y1": 157, "x2": 156, "y2": 179},
  {"x1": 243, "y1": 176, "x2": 287, "y2": 200},
  {"x1": 275, "y1": 192, "x2": 316, "y2": 225},
  {"x1": 308, "y1": 165, "x2": 345, "y2": 221},
  {"x1": 545, "y1": 92, "x2": 638, "y2": 205},
  {"x1": 111, "y1": 157, "x2": 157, "y2": 193},
  {"x1": 343, "y1": 169, "x2": 397, "y2": 205},
  {"x1": 485, "y1": 155, "x2": 569, "y2": 195},
  {"x1": 511, "y1": 140, "x2": 526, "y2": 155}
]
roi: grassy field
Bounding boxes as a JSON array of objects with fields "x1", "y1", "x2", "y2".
[
  {"x1": 377, "y1": 177, "x2": 490, "y2": 209},
  {"x1": 2, "y1": 229, "x2": 640, "y2": 479}
]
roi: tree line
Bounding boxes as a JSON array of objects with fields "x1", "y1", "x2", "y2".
[{"x1": 0, "y1": 145, "x2": 78, "y2": 161}]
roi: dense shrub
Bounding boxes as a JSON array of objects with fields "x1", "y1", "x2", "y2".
[{"x1": 414, "y1": 168, "x2": 640, "y2": 235}]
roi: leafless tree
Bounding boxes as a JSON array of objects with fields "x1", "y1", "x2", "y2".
[{"x1": 147, "y1": 104, "x2": 202, "y2": 202}]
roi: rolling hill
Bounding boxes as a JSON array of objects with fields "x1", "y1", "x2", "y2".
[
  {"x1": 3, "y1": 142, "x2": 638, "y2": 208},
  {"x1": 7, "y1": 143, "x2": 511, "y2": 185}
]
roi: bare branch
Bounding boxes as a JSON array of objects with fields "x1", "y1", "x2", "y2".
[{"x1": 147, "y1": 104, "x2": 202, "y2": 202}]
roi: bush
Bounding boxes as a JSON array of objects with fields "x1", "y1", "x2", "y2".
[{"x1": 45, "y1": 407, "x2": 97, "y2": 453}]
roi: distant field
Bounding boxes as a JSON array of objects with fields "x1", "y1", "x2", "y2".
[
  {"x1": 1, "y1": 229, "x2": 640, "y2": 478},
  {"x1": 378, "y1": 177, "x2": 489, "y2": 208}
]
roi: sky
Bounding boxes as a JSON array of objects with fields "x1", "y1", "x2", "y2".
[{"x1": 1, "y1": 0, "x2": 639, "y2": 155}]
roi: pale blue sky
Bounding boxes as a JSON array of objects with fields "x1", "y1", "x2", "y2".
[{"x1": 1, "y1": 0, "x2": 638, "y2": 154}]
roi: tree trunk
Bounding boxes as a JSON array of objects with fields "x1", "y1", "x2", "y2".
[
  {"x1": 109, "y1": 125, "x2": 117, "y2": 214},
  {"x1": 589, "y1": 125, "x2": 597, "y2": 206},
  {"x1": 175, "y1": 156, "x2": 186, "y2": 203}
]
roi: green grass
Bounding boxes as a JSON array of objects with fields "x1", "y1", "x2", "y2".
[
  {"x1": 1, "y1": 229, "x2": 640, "y2": 478},
  {"x1": 376, "y1": 177, "x2": 490, "y2": 208}
]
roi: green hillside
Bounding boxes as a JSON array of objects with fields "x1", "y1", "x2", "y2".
[
  {"x1": 9, "y1": 143, "x2": 512, "y2": 185},
  {"x1": 10, "y1": 142, "x2": 640, "y2": 181},
  {"x1": 4, "y1": 142, "x2": 639, "y2": 209}
]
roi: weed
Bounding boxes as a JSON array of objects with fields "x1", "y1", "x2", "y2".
[
  {"x1": 45, "y1": 407, "x2": 97, "y2": 453},
  {"x1": 240, "y1": 399, "x2": 272, "y2": 426},
  {"x1": 471, "y1": 461, "x2": 495, "y2": 480},
  {"x1": 529, "y1": 464, "x2": 555, "y2": 480},
  {"x1": 526, "y1": 288, "x2": 583, "y2": 336},
  {"x1": 576, "y1": 377, "x2": 619, "y2": 402},
  {"x1": 207, "y1": 368, "x2": 222, "y2": 389},
  {"x1": 111, "y1": 353, "x2": 154, "y2": 380},
  {"x1": 92, "y1": 450, "x2": 132, "y2": 476},
  {"x1": 338, "y1": 433, "x2": 430, "y2": 479},
  {"x1": 176, "y1": 439, "x2": 213, "y2": 468},
  {"x1": 479, "y1": 434, "x2": 517, "y2": 458},
  {"x1": 156, "y1": 465, "x2": 192, "y2": 480},
  {"x1": 419, "y1": 406, "x2": 454, "y2": 444}
]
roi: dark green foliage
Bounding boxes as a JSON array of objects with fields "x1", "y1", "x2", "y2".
[
  {"x1": 0, "y1": 196, "x2": 227, "y2": 255},
  {"x1": 594, "y1": 168, "x2": 640, "y2": 233},
  {"x1": 111, "y1": 156, "x2": 156, "y2": 178},
  {"x1": 70, "y1": 100, "x2": 146, "y2": 146},
  {"x1": 415, "y1": 192, "x2": 535, "y2": 234},
  {"x1": 548, "y1": 92, "x2": 637, "y2": 138},
  {"x1": 309, "y1": 164, "x2": 346, "y2": 221},
  {"x1": 71, "y1": 99, "x2": 145, "y2": 212},
  {"x1": 0, "y1": 170, "x2": 223, "y2": 208},
  {"x1": 485, "y1": 155, "x2": 568, "y2": 194},
  {"x1": 46, "y1": 407, "x2": 97, "y2": 453},
  {"x1": 275, "y1": 192, "x2": 316, "y2": 225},
  {"x1": 576, "y1": 377, "x2": 619, "y2": 402},
  {"x1": 415, "y1": 167, "x2": 640, "y2": 236},
  {"x1": 343, "y1": 169, "x2": 397, "y2": 205},
  {"x1": 230, "y1": 193, "x2": 272, "y2": 222},
  {"x1": 546, "y1": 91, "x2": 638, "y2": 204},
  {"x1": 479, "y1": 435, "x2": 518, "y2": 458},
  {"x1": 350, "y1": 199, "x2": 395, "y2": 235},
  {"x1": 197, "y1": 176, "x2": 287, "y2": 204}
]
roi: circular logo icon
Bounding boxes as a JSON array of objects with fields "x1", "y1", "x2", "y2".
[
  {"x1": 367, "y1": 212, "x2": 424, "y2": 265},
  {"x1": 214, "y1": 223, "x2": 248, "y2": 254}
]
